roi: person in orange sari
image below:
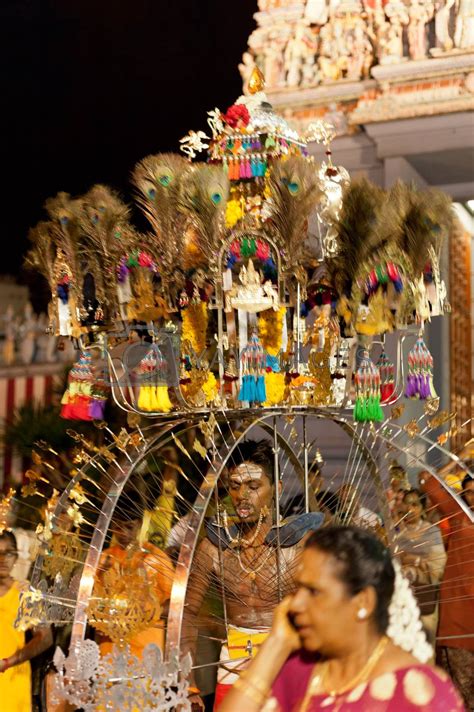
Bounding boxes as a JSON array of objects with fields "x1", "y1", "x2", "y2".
[
  {"x1": 97, "y1": 515, "x2": 175, "y2": 657},
  {"x1": 420, "y1": 466, "x2": 474, "y2": 709}
]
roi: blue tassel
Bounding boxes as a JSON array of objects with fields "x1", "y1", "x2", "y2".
[
  {"x1": 255, "y1": 375, "x2": 266, "y2": 402},
  {"x1": 238, "y1": 376, "x2": 247, "y2": 402},
  {"x1": 246, "y1": 375, "x2": 257, "y2": 402}
]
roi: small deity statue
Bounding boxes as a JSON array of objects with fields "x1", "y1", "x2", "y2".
[
  {"x1": 319, "y1": 19, "x2": 348, "y2": 80},
  {"x1": 454, "y1": 0, "x2": 474, "y2": 49},
  {"x1": 225, "y1": 259, "x2": 279, "y2": 313},
  {"x1": 407, "y1": 0, "x2": 434, "y2": 60},
  {"x1": 346, "y1": 20, "x2": 374, "y2": 80},
  {"x1": 263, "y1": 28, "x2": 288, "y2": 88},
  {"x1": 304, "y1": 0, "x2": 329, "y2": 25},
  {"x1": 434, "y1": 0, "x2": 455, "y2": 51},
  {"x1": 284, "y1": 21, "x2": 317, "y2": 87},
  {"x1": 19, "y1": 302, "x2": 37, "y2": 366},
  {"x1": 380, "y1": 2, "x2": 409, "y2": 63},
  {"x1": 2, "y1": 305, "x2": 17, "y2": 366},
  {"x1": 239, "y1": 51, "x2": 257, "y2": 92}
]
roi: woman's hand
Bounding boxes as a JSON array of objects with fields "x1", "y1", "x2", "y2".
[
  {"x1": 269, "y1": 596, "x2": 301, "y2": 654},
  {"x1": 0, "y1": 658, "x2": 11, "y2": 673}
]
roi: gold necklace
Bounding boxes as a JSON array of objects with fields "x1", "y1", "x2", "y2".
[
  {"x1": 299, "y1": 636, "x2": 389, "y2": 712},
  {"x1": 237, "y1": 545, "x2": 275, "y2": 582},
  {"x1": 222, "y1": 509, "x2": 265, "y2": 549}
]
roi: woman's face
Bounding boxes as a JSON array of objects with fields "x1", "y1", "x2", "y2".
[
  {"x1": 0, "y1": 537, "x2": 17, "y2": 579},
  {"x1": 403, "y1": 492, "x2": 423, "y2": 524},
  {"x1": 289, "y1": 547, "x2": 360, "y2": 654}
]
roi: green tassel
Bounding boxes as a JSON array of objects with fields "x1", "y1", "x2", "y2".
[{"x1": 374, "y1": 394, "x2": 384, "y2": 422}]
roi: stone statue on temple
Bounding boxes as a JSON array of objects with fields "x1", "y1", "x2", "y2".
[
  {"x1": 346, "y1": 18, "x2": 374, "y2": 80},
  {"x1": 284, "y1": 21, "x2": 317, "y2": 87},
  {"x1": 319, "y1": 16, "x2": 348, "y2": 80},
  {"x1": 304, "y1": 0, "x2": 329, "y2": 25},
  {"x1": 407, "y1": 0, "x2": 435, "y2": 60},
  {"x1": 381, "y1": 2, "x2": 409, "y2": 63},
  {"x1": 264, "y1": 26, "x2": 289, "y2": 88},
  {"x1": 454, "y1": 0, "x2": 474, "y2": 49},
  {"x1": 18, "y1": 302, "x2": 37, "y2": 366},
  {"x1": 434, "y1": 0, "x2": 455, "y2": 51},
  {"x1": 239, "y1": 52, "x2": 256, "y2": 92}
]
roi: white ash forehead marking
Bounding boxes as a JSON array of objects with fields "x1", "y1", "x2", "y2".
[{"x1": 230, "y1": 463, "x2": 266, "y2": 482}]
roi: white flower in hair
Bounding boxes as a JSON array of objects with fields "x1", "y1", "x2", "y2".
[{"x1": 387, "y1": 560, "x2": 433, "y2": 663}]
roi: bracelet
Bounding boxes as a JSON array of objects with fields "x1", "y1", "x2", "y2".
[
  {"x1": 234, "y1": 676, "x2": 267, "y2": 706},
  {"x1": 240, "y1": 671, "x2": 269, "y2": 696}
]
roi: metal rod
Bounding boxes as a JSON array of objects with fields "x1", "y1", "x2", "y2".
[{"x1": 273, "y1": 417, "x2": 282, "y2": 602}]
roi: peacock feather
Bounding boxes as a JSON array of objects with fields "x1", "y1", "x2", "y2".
[
  {"x1": 268, "y1": 157, "x2": 323, "y2": 274},
  {"x1": 396, "y1": 183, "x2": 453, "y2": 277},
  {"x1": 177, "y1": 163, "x2": 229, "y2": 268},
  {"x1": 327, "y1": 177, "x2": 386, "y2": 296},
  {"x1": 131, "y1": 153, "x2": 191, "y2": 271}
]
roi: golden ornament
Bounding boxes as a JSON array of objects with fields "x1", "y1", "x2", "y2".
[
  {"x1": 390, "y1": 404, "x2": 405, "y2": 420},
  {"x1": 248, "y1": 66, "x2": 265, "y2": 94},
  {"x1": 404, "y1": 419, "x2": 420, "y2": 438}
]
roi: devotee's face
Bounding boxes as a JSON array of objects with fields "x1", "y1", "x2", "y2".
[
  {"x1": 228, "y1": 462, "x2": 273, "y2": 523},
  {"x1": 289, "y1": 547, "x2": 359, "y2": 654},
  {"x1": 338, "y1": 485, "x2": 359, "y2": 512},
  {"x1": 403, "y1": 492, "x2": 423, "y2": 524},
  {"x1": 463, "y1": 481, "x2": 474, "y2": 511},
  {"x1": 0, "y1": 538, "x2": 17, "y2": 579},
  {"x1": 114, "y1": 519, "x2": 140, "y2": 548}
]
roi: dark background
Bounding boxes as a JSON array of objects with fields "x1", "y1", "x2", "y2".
[{"x1": 1, "y1": 0, "x2": 256, "y2": 283}]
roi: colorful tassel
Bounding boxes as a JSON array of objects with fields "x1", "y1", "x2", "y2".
[
  {"x1": 405, "y1": 337, "x2": 436, "y2": 400},
  {"x1": 353, "y1": 349, "x2": 384, "y2": 423}
]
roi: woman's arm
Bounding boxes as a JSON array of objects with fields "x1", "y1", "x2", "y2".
[
  {"x1": 219, "y1": 598, "x2": 299, "y2": 712},
  {"x1": 0, "y1": 625, "x2": 53, "y2": 672}
]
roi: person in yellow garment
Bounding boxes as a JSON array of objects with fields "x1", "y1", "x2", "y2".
[{"x1": 0, "y1": 530, "x2": 53, "y2": 712}]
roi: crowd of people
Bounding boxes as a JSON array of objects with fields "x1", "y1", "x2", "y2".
[{"x1": 0, "y1": 439, "x2": 472, "y2": 711}]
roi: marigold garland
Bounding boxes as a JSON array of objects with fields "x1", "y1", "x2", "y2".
[
  {"x1": 258, "y1": 307, "x2": 286, "y2": 357},
  {"x1": 202, "y1": 372, "x2": 218, "y2": 403},
  {"x1": 225, "y1": 200, "x2": 243, "y2": 228},
  {"x1": 181, "y1": 302, "x2": 208, "y2": 354},
  {"x1": 264, "y1": 372, "x2": 286, "y2": 406}
]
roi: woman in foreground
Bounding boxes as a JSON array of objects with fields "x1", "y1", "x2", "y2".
[{"x1": 219, "y1": 526, "x2": 464, "y2": 711}]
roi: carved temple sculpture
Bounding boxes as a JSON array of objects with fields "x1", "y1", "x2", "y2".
[{"x1": 241, "y1": 0, "x2": 474, "y2": 131}]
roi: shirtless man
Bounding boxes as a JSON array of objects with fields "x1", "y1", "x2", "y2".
[{"x1": 182, "y1": 439, "x2": 324, "y2": 710}]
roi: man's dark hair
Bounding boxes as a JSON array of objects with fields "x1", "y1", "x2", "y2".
[
  {"x1": 0, "y1": 530, "x2": 18, "y2": 551},
  {"x1": 227, "y1": 439, "x2": 275, "y2": 482},
  {"x1": 304, "y1": 525, "x2": 395, "y2": 633},
  {"x1": 461, "y1": 471, "x2": 473, "y2": 506},
  {"x1": 402, "y1": 488, "x2": 427, "y2": 510},
  {"x1": 315, "y1": 490, "x2": 340, "y2": 515}
]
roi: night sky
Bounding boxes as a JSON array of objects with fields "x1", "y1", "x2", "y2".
[{"x1": 1, "y1": 0, "x2": 256, "y2": 282}]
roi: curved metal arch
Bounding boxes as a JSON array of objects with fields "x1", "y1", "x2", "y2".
[
  {"x1": 67, "y1": 420, "x2": 187, "y2": 647},
  {"x1": 165, "y1": 408, "x2": 392, "y2": 658},
  {"x1": 375, "y1": 423, "x2": 474, "y2": 523}
]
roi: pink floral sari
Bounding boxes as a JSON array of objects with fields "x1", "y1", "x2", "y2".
[{"x1": 269, "y1": 651, "x2": 465, "y2": 711}]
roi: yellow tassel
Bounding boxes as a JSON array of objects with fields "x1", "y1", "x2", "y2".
[
  {"x1": 138, "y1": 385, "x2": 153, "y2": 411},
  {"x1": 264, "y1": 372, "x2": 286, "y2": 406},
  {"x1": 155, "y1": 385, "x2": 173, "y2": 413}
]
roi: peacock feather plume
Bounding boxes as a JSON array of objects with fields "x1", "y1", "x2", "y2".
[
  {"x1": 327, "y1": 177, "x2": 386, "y2": 296},
  {"x1": 131, "y1": 153, "x2": 191, "y2": 272},
  {"x1": 391, "y1": 182, "x2": 453, "y2": 277},
  {"x1": 177, "y1": 163, "x2": 229, "y2": 268},
  {"x1": 268, "y1": 157, "x2": 323, "y2": 274}
]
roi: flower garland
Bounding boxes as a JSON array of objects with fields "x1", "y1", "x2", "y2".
[
  {"x1": 225, "y1": 200, "x2": 243, "y2": 229},
  {"x1": 181, "y1": 302, "x2": 208, "y2": 354},
  {"x1": 223, "y1": 104, "x2": 250, "y2": 129},
  {"x1": 264, "y1": 372, "x2": 286, "y2": 406},
  {"x1": 258, "y1": 307, "x2": 286, "y2": 357}
]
